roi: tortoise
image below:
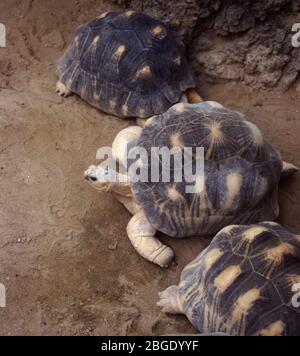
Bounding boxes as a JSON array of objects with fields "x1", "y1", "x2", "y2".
[
  {"x1": 109, "y1": 0, "x2": 203, "y2": 45},
  {"x1": 56, "y1": 11, "x2": 202, "y2": 119},
  {"x1": 84, "y1": 101, "x2": 298, "y2": 268},
  {"x1": 158, "y1": 222, "x2": 300, "y2": 336}
]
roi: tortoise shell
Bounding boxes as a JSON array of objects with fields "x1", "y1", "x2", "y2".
[
  {"x1": 171, "y1": 222, "x2": 300, "y2": 336},
  {"x1": 56, "y1": 11, "x2": 194, "y2": 118},
  {"x1": 131, "y1": 102, "x2": 283, "y2": 237}
]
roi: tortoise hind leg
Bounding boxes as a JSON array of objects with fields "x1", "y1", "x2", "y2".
[
  {"x1": 157, "y1": 285, "x2": 183, "y2": 314},
  {"x1": 56, "y1": 80, "x2": 72, "y2": 97},
  {"x1": 186, "y1": 88, "x2": 203, "y2": 103},
  {"x1": 127, "y1": 211, "x2": 174, "y2": 268}
]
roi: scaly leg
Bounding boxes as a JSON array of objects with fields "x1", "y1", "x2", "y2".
[
  {"x1": 157, "y1": 285, "x2": 183, "y2": 314},
  {"x1": 127, "y1": 211, "x2": 174, "y2": 268},
  {"x1": 112, "y1": 126, "x2": 142, "y2": 168},
  {"x1": 116, "y1": 196, "x2": 140, "y2": 215},
  {"x1": 56, "y1": 80, "x2": 72, "y2": 97}
]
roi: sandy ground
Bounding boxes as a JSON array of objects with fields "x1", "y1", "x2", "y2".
[{"x1": 0, "y1": 0, "x2": 300, "y2": 336}]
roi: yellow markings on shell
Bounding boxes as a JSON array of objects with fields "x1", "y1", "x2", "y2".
[
  {"x1": 231, "y1": 288, "x2": 261, "y2": 322},
  {"x1": 256, "y1": 321, "x2": 285, "y2": 337},
  {"x1": 114, "y1": 45, "x2": 126, "y2": 58},
  {"x1": 170, "y1": 132, "x2": 183, "y2": 148},
  {"x1": 152, "y1": 25, "x2": 166, "y2": 39},
  {"x1": 174, "y1": 57, "x2": 182, "y2": 66},
  {"x1": 223, "y1": 172, "x2": 243, "y2": 209},
  {"x1": 197, "y1": 183, "x2": 214, "y2": 213},
  {"x1": 287, "y1": 274, "x2": 300, "y2": 286},
  {"x1": 204, "y1": 248, "x2": 224, "y2": 271},
  {"x1": 109, "y1": 100, "x2": 117, "y2": 110},
  {"x1": 122, "y1": 105, "x2": 129, "y2": 116},
  {"x1": 92, "y1": 36, "x2": 100, "y2": 45},
  {"x1": 261, "y1": 221, "x2": 280, "y2": 227},
  {"x1": 145, "y1": 116, "x2": 156, "y2": 126},
  {"x1": 136, "y1": 65, "x2": 151, "y2": 77},
  {"x1": 167, "y1": 186, "x2": 183, "y2": 201},
  {"x1": 173, "y1": 103, "x2": 186, "y2": 113},
  {"x1": 214, "y1": 265, "x2": 242, "y2": 294},
  {"x1": 219, "y1": 225, "x2": 239, "y2": 235},
  {"x1": 98, "y1": 12, "x2": 109, "y2": 19},
  {"x1": 66, "y1": 79, "x2": 73, "y2": 88},
  {"x1": 210, "y1": 121, "x2": 223, "y2": 140},
  {"x1": 233, "y1": 226, "x2": 269, "y2": 256},
  {"x1": 124, "y1": 10, "x2": 135, "y2": 17},
  {"x1": 152, "y1": 26, "x2": 163, "y2": 35},
  {"x1": 158, "y1": 201, "x2": 168, "y2": 214},
  {"x1": 242, "y1": 226, "x2": 269, "y2": 242},
  {"x1": 207, "y1": 101, "x2": 224, "y2": 109},
  {"x1": 205, "y1": 121, "x2": 224, "y2": 159},
  {"x1": 93, "y1": 92, "x2": 100, "y2": 101},
  {"x1": 139, "y1": 109, "x2": 146, "y2": 118},
  {"x1": 245, "y1": 121, "x2": 264, "y2": 146},
  {"x1": 265, "y1": 243, "x2": 294, "y2": 264},
  {"x1": 194, "y1": 175, "x2": 205, "y2": 195}
]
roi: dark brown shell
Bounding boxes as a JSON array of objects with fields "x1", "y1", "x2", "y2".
[
  {"x1": 131, "y1": 102, "x2": 283, "y2": 237},
  {"x1": 56, "y1": 11, "x2": 194, "y2": 118},
  {"x1": 177, "y1": 223, "x2": 300, "y2": 336}
]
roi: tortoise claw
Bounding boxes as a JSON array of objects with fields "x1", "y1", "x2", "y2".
[{"x1": 55, "y1": 81, "x2": 72, "y2": 97}]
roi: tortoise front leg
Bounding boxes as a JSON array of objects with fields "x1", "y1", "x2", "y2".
[
  {"x1": 56, "y1": 80, "x2": 72, "y2": 97},
  {"x1": 116, "y1": 195, "x2": 140, "y2": 215},
  {"x1": 112, "y1": 126, "x2": 142, "y2": 167},
  {"x1": 127, "y1": 211, "x2": 175, "y2": 268}
]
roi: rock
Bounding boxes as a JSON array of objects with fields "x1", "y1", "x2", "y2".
[
  {"x1": 112, "y1": 0, "x2": 300, "y2": 90},
  {"x1": 108, "y1": 240, "x2": 119, "y2": 251},
  {"x1": 110, "y1": 0, "x2": 207, "y2": 44}
]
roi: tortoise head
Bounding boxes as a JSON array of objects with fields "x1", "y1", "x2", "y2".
[
  {"x1": 84, "y1": 164, "x2": 132, "y2": 197},
  {"x1": 84, "y1": 165, "x2": 116, "y2": 192}
]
